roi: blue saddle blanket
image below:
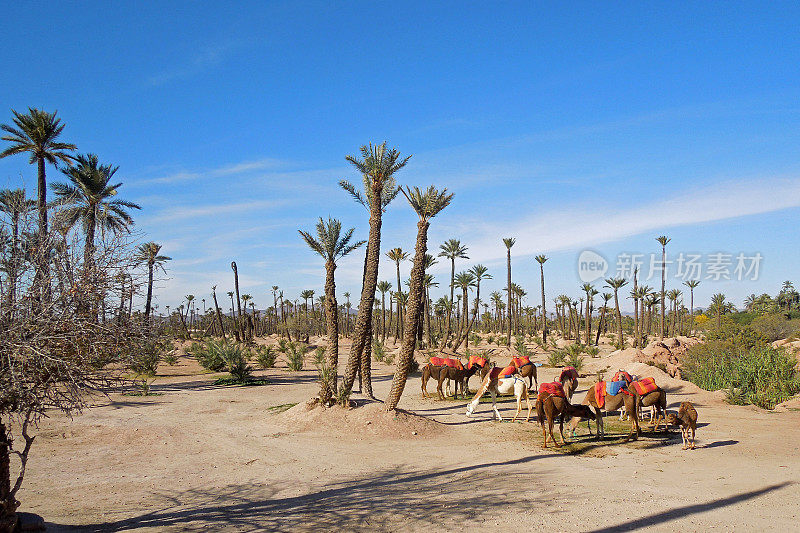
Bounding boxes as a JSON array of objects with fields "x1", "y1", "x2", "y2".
[{"x1": 606, "y1": 380, "x2": 628, "y2": 396}]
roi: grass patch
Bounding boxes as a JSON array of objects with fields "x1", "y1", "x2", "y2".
[
  {"x1": 267, "y1": 402, "x2": 298, "y2": 413},
  {"x1": 213, "y1": 376, "x2": 270, "y2": 386}
]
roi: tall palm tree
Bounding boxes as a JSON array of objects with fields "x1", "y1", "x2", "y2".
[
  {"x1": 595, "y1": 292, "x2": 613, "y2": 345},
  {"x1": 667, "y1": 288, "x2": 681, "y2": 336},
  {"x1": 376, "y1": 280, "x2": 392, "y2": 343},
  {"x1": 710, "y1": 293, "x2": 727, "y2": 330},
  {"x1": 656, "y1": 235, "x2": 671, "y2": 339},
  {"x1": 387, "y1": 186, "x2": 453, "y2": 411},
  {"x1": 468, "y1": 264, "x2": 491, "y2": 331},
  {"x1": 343, "y1": 292, "x2": 351, "y2": 337},
  {"x1": 502, "y1": 237, "x2": 515, "y2": 345},
  {"x1": 0, "y1": 189, "x2": 35, "y2": 318},
  {"x1": 1, "y1": 108, "x2": 76, "y2": 300},
  {"x1": 386, "y1": 247, "x2": 409, "y2": 338},
  {"x1": 581, "y1": 282, "x2": 595, "y2": 345},
  {"x1": 271, "y1": 286, "x2": 279, "y2": 336},
  {"x1": 534, "y1": 255, "x2": 548, "y2": 343},
  {"x1": 299, "y1": 217, "x2": 364, "y2": 403},
  {"x1": 438, "y1": 238, "x2": 469, "y2": 343},
  {"x1": 340, "y1": 142, "x2": 409, "y2": 398},
  {"x1": 453, "y1": 270, "x2": 476, "y2": 347},
  {"x1": 683, "y1": 280, "x2": 700, "y2": 335},
  {"x1": 300, "y1": 289, "x2": 315, "y2": 335},
  {"x1": 134, "y1": 242, "x2": 171, "y2": 318},
  {"x1": 211, "y1": 285, "x2": 226, "y2": 338},
  {"x1": 605, "y1": 277, "x2": 628, "y2": 346},
  {"x1": 53, "y1": 154, "x2": 140, "y2": 270}
]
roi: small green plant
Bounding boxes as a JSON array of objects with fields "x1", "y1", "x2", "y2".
[
  {"x1": 163, "y1": 352, "x2": 179, "y2": 366},
  {"x1": 223, "y1": 344, "x2": 253, "y2": 382},
  {"x1": 313, "y1": 346, "x2": 326, "y2": 365},
  {"x1": 487, "y1": 334, "x2": 495, "y2": 345},
  {"x1": 278, "y1": 338, "x2": 289, "y2": 352},
  {"x1": 548, "y1": 349, "x2": 565, "y2": 367},
  {"x1": 316, "y1": 360, "x2": 335, "y2": 404},
  {"x1": 469, "y1": 332, "x2": 481, "y2": 346},
  {"x1": 254, "y1": 345, "x2": 277, "y2": 369},
  {"x1": 565, "y1": 350, "x2": 585, "y2": 372},
  {"x1": 192, "y1": 339, "x2": 227, "y2": 372},
  {"x1": 372, "y1": 341, "x2": 387, "y2": 363},
  {"x1": 286, "y1": 342, "x2": 306, "y2": 371},
  {"x1": 384, "y1": 348, "x2": 396, "y2": 365},
  {"x1": 584, "y1": 346, "x2": 599, "y2": 357},
  {"x1": 130, "y1": 350, "x2": 160, "y2": 377}
]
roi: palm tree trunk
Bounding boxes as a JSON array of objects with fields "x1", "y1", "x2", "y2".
[
  {"x1": 322, "y1": 261, "x2": 340, "y2": 402},
  {"x1": 35, "y1": 156, "x2": 50, "y2": 304},
  {"x1": 212, "y1": 292, "x2": 226, "y2": 339},
  {"x1": 343, "y1": 194, "x2": 382, "y2": 395},
  {"x1": 506, "y1": 248, "x2": 512, "y2": 346},
  {"x1": 387, "y1": 219, "x2": 428, "y2": 411},
  {"x1": 614, "y1": 290, "x2": 623, "y2": 346},
  {"x1": 540, "y1": 266, "x2": 547, "y2": 343},
  {"x1": 660, "y1": 245, "x2": 666, "y2": 340},
  {"x1": 144, "y1": 262, "x2": 154, "y2": 317}
]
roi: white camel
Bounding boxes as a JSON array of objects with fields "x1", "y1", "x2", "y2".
[{"x1": 465, "y1": 370, "x2": 531, "y2": 422}]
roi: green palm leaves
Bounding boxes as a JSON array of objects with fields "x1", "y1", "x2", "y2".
[{"x1": 299, "y1": 218, "x2": 365, "y2": 263}]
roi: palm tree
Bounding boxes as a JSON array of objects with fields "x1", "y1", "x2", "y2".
[
  {"x1": 534, "y1": 255, "x2": 548, "y2": 343},
  {"x1": 231, "y1": 262, "x2": 244, "y2": 341},
  {"x1": 299, "y1": 217, "x2": 364, "y2": 403},
  {"x1": 134, "y1": 242, "x2": 171, "y2": 318},
  {"x1": 581, "y1": 282, "x2": 595, "y2": 345},
  {"x1": 502, "y1": 237, "x2": 515, "y2": 345},
  {"x1": 53, "y1": 154, "x2": 140, "y2": 270},
  {"x1": 438, "y1": 238, "x2": 469, "y2": 343},
  {"x1": 710, "y1": 293, "x2": 727, "y2": 329},
  {"x1": 605, "y1": 277, "x2": 628, "y2": 346},
  {"x1": 387, "y1": 186, "x2": 453, "y2": 411},
  {"x1": 343, "y1": 292, "x2": 351, "y2": 337},
  {"x1": 453, "y1": 270, "x2": 476, "y2": 348},
  {"x1": 386, "y1": 248, "x2": 409, "y2": 338},
  {"x1": 595, "y1": 293, "x2": 613, "y2": 345},
  {"x1": 667, "y1": 288, "x2": 681, "y2": 336},
  {"x1": 0, "y1": 189, "x2": 35, "y2": 317},
  {"x1": 656, "y1": 235, "x2": 671, "y2": 339},
  {"x1": 684, "y1": 280, "x2": 700, "y2": 335},
  {"x1": 1, "y1": 108, "x2": 76, "y2": 300},
  {"x1": 271, "y1": 286, "x2": 279, "y2": 335},
  {"x1": 376, "y1": 280, "x2": 392, "y2": 343},
  {"x1": 300, "y1": 289, "x2": 315, "y2": 335},
  {"x1": 211, "y1": 285, "x2": 226, "y2": 338},
  {"x1": 340, "y1": 142, "x2": 410, "y2": 398},
  {"x1": 467, "y1": 264, "x2": 492, "y2": 334}
]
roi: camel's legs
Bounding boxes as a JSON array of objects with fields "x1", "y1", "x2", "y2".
[
  {"x1": 491, "y1": 390, "x2": 502, "y2": 421},
  {"x1": 524, "y1": 391, "x2": 532, "y2": 423}
]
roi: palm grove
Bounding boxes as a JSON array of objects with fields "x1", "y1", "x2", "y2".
[{"x1": 0, "y1": 108, "x2": 168, "y2": 531}]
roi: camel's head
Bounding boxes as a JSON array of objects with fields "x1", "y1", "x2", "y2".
[{"x1": 570, "y1": 404, "x2": 596, "y2": 421}]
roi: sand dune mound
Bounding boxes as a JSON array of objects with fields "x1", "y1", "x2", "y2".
[{"x1": 278, "y1": 400, "x2": 444, "y2": 439}]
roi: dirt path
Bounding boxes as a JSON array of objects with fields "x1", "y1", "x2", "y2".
[{"x1": 19, "y1": 343, "x2": 800, "y2": 532}]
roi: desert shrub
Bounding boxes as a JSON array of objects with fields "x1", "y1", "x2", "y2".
[
  {"x1": 372, "y1": 341, "x2": 387, "y2": 363},
  {"x1": 532, "y1": 335, "x2": 543, "y2": 347},
  {"x1": 584, "y1": 345, "x2": 599, "y2": 357},
  {"x1": 316, "y1": 360, "x2": 335, "y2": 404},
  {"x1": 130, "y1": 347, "x2": 161, "y2": 377},
  {"x1": 384, "y1": 348, "x2": 396, "y2": 365},
  {"x1": 278, "y1": 338, "x2": 289, "y2": 352},
  {"x1": 547, "y1": 349, "x2": 565, "y2": 367},
  {"x1": 163, "y1": 352, "x2": 179, "y2": 366},
  {"x1": 704, "y1": 320, "x2": 766, "y2": 350},
  {"x1": 313, "y1": 346, "x2": 326, "y2": 365},
  {"x1": 285, "y1": 342, "x2": 306, "y2": 371},
  {"x1": 565, "y1": 350, "x2": 585, "y2": 372},
  {"x1": 192, "y1": 339, "x2": 227, "y2": 372},
  {"x1": 222, "y1": 343, "x2": 253, "y2": 382},
  {"x1": 254, "y1": 345, "x2": 277, "y2": 369},
  {"x1": 683, "y1": 341, "x2": 800, "y2": 409},
  {"x1": 750, "y1": 314, "x2": 799, "y2": 343},
  {"x1": 469, "y1": 332, "x2": 481, "y2": 345},
  {"x1": 498, "y1": 336, "x2": 508, "y2": 345}
]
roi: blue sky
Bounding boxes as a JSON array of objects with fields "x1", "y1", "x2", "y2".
[{"x1": 1, "y1": 1, "x2": 799, "y2": 313}]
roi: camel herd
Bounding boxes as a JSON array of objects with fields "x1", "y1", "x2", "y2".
[{"x1": 420, "y1": 355, "x2": 697, "y2": 450}]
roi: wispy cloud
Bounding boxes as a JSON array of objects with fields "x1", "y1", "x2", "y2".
[
  {"x1": 145, "y1": 199, "x2": 290, "y2": 224},
  {"x1": 147, "y1": 41, "x2": 243, "y2": 87},
  {"x1": 462, "y1": 177, "x2": 800, "y2": 264},
  {"x1": 135, "y1": 158, "x2": 288, "y2": 186}
]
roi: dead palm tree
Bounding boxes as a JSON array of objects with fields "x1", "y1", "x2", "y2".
[
  {"x1": 1, "y1": 108, "x2": 76, "y2": 301},
  {"x1": 387, "y1": 186, "x2": 453, "y2": 411},
  {"x1": 438, "y1": 238, "x2": 469, "y2": 344},
  {"x1": 299, "y1": 217, "x2": 364, "y2": 403},
  {"x1": 534, "y1": 254, "x2": 548, "y2": 343},
  {"x1": 134, "y1": 242, "x2": 171, "y2": 318},
  {"x1": 502, "y1": 237, "x2": 515, "y2": 345},
  {"x1": 656, "y1": 235, "x2": 671, "y2": 339},
  {"x1": 683, "y1": 280, "x2": 700, "y2": 335},
  {"x1": 0, "y1": 189, "x2": 35, "y2": 318},
  {"x1": 340, "y1": 142, "x2": 409, "y2": 398},
  {"x1": 605, "y1": 277, "x2": 628, "y2": 346}
]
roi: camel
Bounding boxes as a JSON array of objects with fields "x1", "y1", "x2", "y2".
[
  {"x1": 569, "y1": 382, "x2": 640, "y2": 440},
  {"x1": 556, "y1": 366, "x2": 579, "y2": 400},
  {"x1": 465, "y1": 368, "x2": 531, "y2": 422},
  {"x1": 464, "y1": 355, "x2": 492, "y2": 394},
  {"x1": 667, "y1": 401, "x2": 698, "y2": 449},
  {"x1": 536, "y1": 392, "x2": 596, "y2": 448},
  {"x1": 636, "y1": 388, "x2": 667, "y2": 431},
  {"x1": 421, "y1": 357, "x2": 465, "y2": 398},
  {"x1": 436, "y1": 363, "x2": 482, "y2": 400},
  {"x1": 510, "y1": 356, "x2": 538, "y2": 391}
]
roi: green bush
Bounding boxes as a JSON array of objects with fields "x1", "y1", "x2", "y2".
[
  {"x1": 486, "y1": 334, "x2": 495, "y2": 345},
  {"x1": 547, "y1": 349, "x2": 565, "y2": 367},
  {"x1": 163, "y1": 352, "x2": 178, "y2": 366},
  {"x1": 372, "y1": 341, "x2": 387, "y2": 363},
  {"x1": 223, "y1": 343, "x2": 253, "y2": 382},
  {"x1": 750, "y1": 314, "x2": 799, "y2": 343},
  {"x1": 254, "y1": 345, "x2": 277, "y2": 369},
  {"x1": 313, "y1": 346, "x2": 326, "y2": 365},
  {"x1": 469, "y1": 332, "x2": 481, "y2": 345},
  {"x1": 278, "y1": 338, "x2": 289, "y2": 352},
  {"x1": 130, "y1": 350, "x2": 160, "y2": 377},
  {"x1": 683, "y1": 341, "x2": 800, "y2": 409},
  {"x1": 191, "y1": 339, "x2": 227, "y2": 372},
  {"x1": 285, "y1": 342, "x2": 306, "y2": 371}
]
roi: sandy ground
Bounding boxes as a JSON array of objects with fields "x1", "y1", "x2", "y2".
[{"x1": 17, "y1": 336, "x2": 800, "y2": 532}]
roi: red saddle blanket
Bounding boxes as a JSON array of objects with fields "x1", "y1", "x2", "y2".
[
  {"x1": 490, "y1": 365, "x2": 517, "y2": 380},
  {"x1": 537, "y1": 382, "x2": 566, "y2": 402},
  {"x1": 559, "y1": 366, "x2": 578, "y2": 383},
  {"x1": 594, "y1": 381, "x2": 606, "y2": 409},
  {"x1": 630, "y1": 377, "x2": 658, "y2": 395},
  {"x1": 512, "y1": 356, "x2": 531, "y2": 368},
  {"x1": 468, "y1": 356, "x2": 488, "y2": 369},
  {"x1": 613, "y1": 370, "x2": 633, "y2": 384},
  {"x1": 429, "y1": 357, "x2": 463, "y2": 370}
]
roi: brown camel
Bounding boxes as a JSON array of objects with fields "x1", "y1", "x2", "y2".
[
  {"x1": 421, "y1": 363, "x2": 449, "y2": 399},
  {"x1": 436, "y1": 363, "x2": 484, "y2": 400},
  {"x1": 569, "y1": 383, "x2": 640, "y2": 440},
  {"x1": 667, "y1": 401, "x2": 698, "y2": 449},
  {"x1": 637, "y1": 388, "x2": 668, "y2": 431},
  {"x1": 556, "y1": 366, "x2": 580, "y2": 400},
  {"x1": 536, "y1": 393, "x2": 596, "y2": 448},
  {"x1": 510, "y1": 356, "x2": 538, "y2": 390}
]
